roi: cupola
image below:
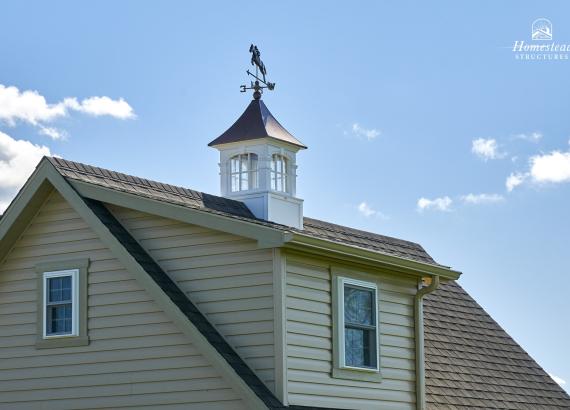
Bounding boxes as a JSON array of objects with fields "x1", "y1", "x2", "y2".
[{"x1": 208, "y1": 97, "x2": 306, "y2": 229}]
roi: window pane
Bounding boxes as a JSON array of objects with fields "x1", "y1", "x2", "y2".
[
  {"x1": 231, "y1": 173, "x2": 239, "y2": 192},
  {"x1": 47, "y1": 303, "x2": 72, "y2": 335},
  {"x1": 48, "y1": 276, "x2": 71, "y2": 303},
  {"x1": 344, "y1": 286, "x2": 374, "y2": 325},
  {"x1": 345, "y1": 328, "x2": 374, "y2": 367},
  {"x1": 240, "y1": 154, "x2": 248, "y2": 172},
  {"x1": 250, "y1": 154, "x2": 258, "y2": 189},
  {"x1": 231, "y1": 157, "x2": 239, "y2": 173},
  {"x1": 241, "y1": 168, "x2": 249, "y2": 190}
]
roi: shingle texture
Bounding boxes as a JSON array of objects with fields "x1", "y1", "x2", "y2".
[
  {"x1": 424, "y1": 280, "x2": 570, "y2": 409},
  {"x1": 303, "y1": 217, "x2": 438, "y2": 265},
  {"x1": 47, "y1": 157, "x2": 435, "y2": 266},
  {"x1": 48, "y1": 157, "x2": 255, "y2": 219},
  {"x1": 46, "y1": 156, "x2": 570, "y2": 409}
]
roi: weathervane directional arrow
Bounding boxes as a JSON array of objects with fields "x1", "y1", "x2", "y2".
[{"x1": 240, "y1": 44, "x2": 275, "y2": 99}]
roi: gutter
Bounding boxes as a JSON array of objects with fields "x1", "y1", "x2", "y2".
[
  {"x1": 286, "y1": 233, "x2": 461, "y2": 281},
  {"x1": 414, "y1": 275, "x2": 440, "y2": 410}
]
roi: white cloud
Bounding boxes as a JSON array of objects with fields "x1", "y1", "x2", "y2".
[
  {"x1": 417, "y1": 196, "x2": 452, "y2": 212},
  {"x1": 66, "y1": 96, "x2": 135, "y2": 119},
  {"x1": 461, "y1": 193, "x2": 504, "y2": 205},
  {"x1": 357, "y1": 202, "x2": 388, "y2": 219},
  {"x1": 357, "y1": 202, "x2": 376, "y2": 217},
  {"x1": 514, "y1": 132, "x2": 543, "y2": 142},
  {"x1": 530, "y1": 151, "x2": 570, "y2": 183},
  {"x1": 0, "y1": 84, "x2": 135, "y2": 138},
  {"x1": 0, "y1": 84, "x2": 67, "y2": 125},
  {"x1": 472, "y1": 138, "x2": 504, "y2": 160},
  {"x1": 39, "y1": 126, "x2": 66, "y2": 140},
  {"x1": 506, "y1": 172, "x2": 528, "y2": 192},
  {"x1": 0, "y1": 131, "x2": 51, "y2": 213},
  {"x1": 548, "y1": 373, "x2": 566, "y2": 388},
  {"x1": 352, "y1": 123, "x2": 380, "y2": 141}
]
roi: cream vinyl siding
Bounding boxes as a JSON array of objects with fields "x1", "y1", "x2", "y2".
[
  {"x1": 285, "y1": 256, "x2": 417, "y2": 410},
  {"x1": 108, "y1": 205, "x2": 276, "y2": 392},
  {"x1": 0, "y1": 191, "x2": 247, "y2": 409}
]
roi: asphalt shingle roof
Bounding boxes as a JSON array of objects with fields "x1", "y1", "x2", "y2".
[
  {"x1": 47, "y1": 156, "x2": 570, "y2": 409},
  {"x1": 425, "y1": 280, "x2": 570, "y2": 409},
  {"x1": 48, "y1": 156, "x2": 435, "y2": 266}
]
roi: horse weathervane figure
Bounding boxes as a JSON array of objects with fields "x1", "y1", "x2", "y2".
[{"x1": 240, "y1": 44, "x2": 275, "y2": 99}]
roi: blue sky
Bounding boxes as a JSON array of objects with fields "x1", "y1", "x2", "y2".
[{"x1": 1, "y1": 0, "x2": 569, "y2": 390}]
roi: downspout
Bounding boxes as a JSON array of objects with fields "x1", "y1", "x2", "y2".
[{"x1": 414, "y1": 275, "x2": 440, "y2": 410}]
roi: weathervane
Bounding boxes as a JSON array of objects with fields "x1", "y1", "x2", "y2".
[{"x1": 240, "y1": 44, "x2": 275, "y2": 99}]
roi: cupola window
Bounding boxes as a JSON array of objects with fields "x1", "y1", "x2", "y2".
[
  {"x1": 270, "y1": 154, "x2": 288, "y2": 192},
  {"x1": 230, "y1": 153, "x2": 258, "y2": 192}
]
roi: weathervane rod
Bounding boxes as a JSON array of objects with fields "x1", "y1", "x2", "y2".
[{"x1": 240, "y1": 44, "x2": 275, "y2": 99}]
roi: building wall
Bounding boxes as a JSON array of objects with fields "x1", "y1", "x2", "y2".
[
  {"x1": 285, "y1": 254, "x2": 417, "y2": 410},
  {"x1": 0, "y1": 191, "x2": 248, "y2": 409},
  {"x1": 108, "y1": 204, "x2": 276, "y2": 392}
]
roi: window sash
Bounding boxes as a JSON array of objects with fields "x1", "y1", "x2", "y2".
[
  {"x1": 43, "y1": 270, "x2": 79, "y2": 338},
  {"x1": 338, "y1": 277, "x2": 379, "y2": 371},
  {"x1": 230, "y1": 153, "x2": 258, "y2": 192},
  {"x1": 270, "y1": 154, "x2": 288, "y2": 192}
]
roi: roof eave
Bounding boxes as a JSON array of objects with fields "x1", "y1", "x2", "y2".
[
  {"x1": 209, "y1": 136, "x2": 307, "y2": 150},
  {"x1": 285, "y1": 232, "x2": 461, "y2": 280}
]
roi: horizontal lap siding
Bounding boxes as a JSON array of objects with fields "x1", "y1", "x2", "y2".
[
  {"x1": 108, "y1": 205, "x2": 275, "y2": 392},
  {"x1": 0, "y1": 192, "x2": 247, "y2": 409},
  {"x1": 286, "y1": 258, "x2": 417, "y2": 410}
]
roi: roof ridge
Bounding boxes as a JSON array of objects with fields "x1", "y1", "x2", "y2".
[
  {"x1": 303, "y1": 217, "x2": 426, "y2": 251},
  {"x1": 46, "y1": 156, "x2": 442, "y2": 267},
  {"x1": 48, "y1": 156, "x2": 202, "y2": 198},
  {"x1": 47, "y1": 156, "x2": 250, "y2": 210}
]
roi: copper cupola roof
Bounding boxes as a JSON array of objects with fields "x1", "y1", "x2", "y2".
[{"x1": 208, "y1": 99, "x2": 307, "y2": 149}]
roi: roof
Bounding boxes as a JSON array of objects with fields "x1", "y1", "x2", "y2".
[
  {"x1": 425, "y1": 281, "x2": 570, "y2": 409},
  {"x1": 208, "y1": 99, "x2": 307, "y2": 149},
  {"x1": 42, "y1": 157, "x2": 570, "y2": 408},
  {"x1": 303, "y1": 217, "x2": 438, "y2": 265},
  {"x1": 47, "y1": 157, "x2": 434, "y2": 266}
]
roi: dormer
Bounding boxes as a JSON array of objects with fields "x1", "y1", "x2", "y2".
[{"x1": 209, "y1": 97, "x2": 306, "y2": 229}]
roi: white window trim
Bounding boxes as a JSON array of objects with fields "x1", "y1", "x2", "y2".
[
  {"x1": 337, "y1": 276, "x2": 380, "y2": 373},
  {"x1": 42, "y1": 269, "x2": 80, "y2": 339}
]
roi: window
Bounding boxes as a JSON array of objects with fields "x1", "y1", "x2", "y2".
[
  {"x1": 230, "y1": 153, "x2": 258, "y2": 192},
  {"x1": 270, "y1": 154, "x2": 288, "y2": 192},
  {"x1": 333, "y1": 274, "x2": 380, "y2": 381},
  {"x1": 43, "y1": 270, "x2": 79, "y2": 337},
  {"x1": 35, "y1": 259, "x2": 89, "y2": 348},
  {"x1": 342, "y1": 280, "x2": 378, "y2": 369}
]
